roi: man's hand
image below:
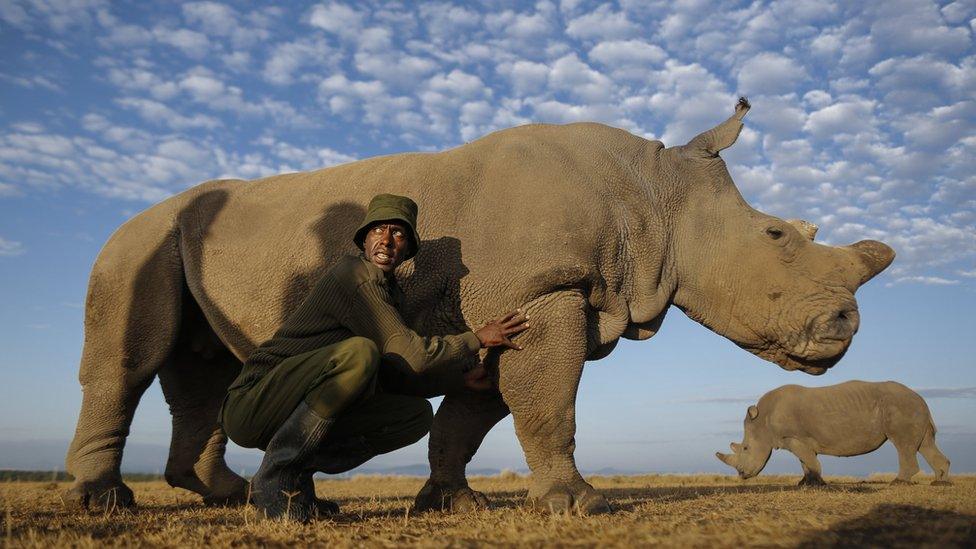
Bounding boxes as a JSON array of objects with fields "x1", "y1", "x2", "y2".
[
  {"x1": 475, "y1": 309, "x2": 529, "y2": 350},
  {"x1": 463, "y1": 364, "x2": 493, "y2": 391}
]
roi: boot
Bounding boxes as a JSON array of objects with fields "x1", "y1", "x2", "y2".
[
  {"x1": 309, "y1": 435, "x2": 377, "y2": 475},
  {"x1": 301, "y1": 435, "x2": 378, "y2": 515},
  {"x1": 301, "y1": 474, "x2": 340, "y2": 515},
  {"x1": 251, "y1": 401, "x2": 333, "y2": 522}
]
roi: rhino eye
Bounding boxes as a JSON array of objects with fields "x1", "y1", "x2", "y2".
[{"x1": 765, "y1": 227, "x2": 784, "y2": 240}]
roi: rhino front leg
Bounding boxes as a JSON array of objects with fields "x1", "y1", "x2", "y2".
[
  {"x1": 157, "y1": 334, "x2": 247, "y2": 506},
  {"x1": 414, "y1": 390, "x2": 509, "y2": 512},
  {"x1": 501, "y1": 292, "x2": 611, "y2": 515},
  {"x1": 786, "y1": 439, "x2": 825, "y2": 486},
  {"x1": 65, "y1": 233, "x2": 184, "y2": 510}
]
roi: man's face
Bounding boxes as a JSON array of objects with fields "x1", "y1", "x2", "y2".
[{"x1": 363, "y1": 221, "x2": 411, "y2": 273}]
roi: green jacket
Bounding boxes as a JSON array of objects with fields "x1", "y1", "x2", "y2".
[{"x1": 231, "y1": 255, "x2": 481, "y2": 397}]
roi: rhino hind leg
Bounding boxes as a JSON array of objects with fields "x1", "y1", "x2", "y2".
[
  {"x1": 890, "y1": 437, "x2": 921, "y2": 485},
  {"x1": 64, "y1": 225, "x2": 185, "y2": 510},
  {"x1": 414, "y1": 391, "x2": 510, "y2": 513},
  {"x1": 157, "y1": 293, "x2": 247, "y2": 506},
  {"x1": 918, "y1": 429, "x2": 952, "y2": 486},
  {"x1": 502, "y1": 292, "x2": 611, "y2": 516}
]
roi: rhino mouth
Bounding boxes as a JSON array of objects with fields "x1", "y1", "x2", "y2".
[{"x1": 747, "y1": 345, "x2": 848, "y2": 375}]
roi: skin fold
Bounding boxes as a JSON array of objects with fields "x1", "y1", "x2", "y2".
[{"x1": 64, "y1": 100, "x2": 894, "y2": 514}]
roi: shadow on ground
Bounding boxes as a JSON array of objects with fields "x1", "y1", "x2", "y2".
[
  {"x1": 797, "y1": 503, "x2": 976, "y2": 547},
  {"x1": 323, "y1": 482, "x2": 875, "y2": 517},
  {"x1": 605, "y1": 482, "x2": 875, "y2": 512}
]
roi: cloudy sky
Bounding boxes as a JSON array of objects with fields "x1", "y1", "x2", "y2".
[{"x1": 1, "y1": 0, "x2": 974, "y2": 478}]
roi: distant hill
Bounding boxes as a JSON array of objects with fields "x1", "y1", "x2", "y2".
[{"x1": 3, "y1": 435, "x2": 975, "y2": 477}]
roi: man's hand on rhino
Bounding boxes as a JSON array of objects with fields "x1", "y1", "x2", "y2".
[
  {"x1": 462, "y1": 363, "x2": 494, "y2": 391},
  {"x1": 475, "y1": 309, "x2": 529, "y2": 350}
]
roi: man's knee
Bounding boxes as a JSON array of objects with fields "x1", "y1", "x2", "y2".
[
  {"x1": 334, "y1": 336, "x2": 380, "y2": 384},
  {"x1": 402, "y1": 398, "x2": 434, "y2": 445}
]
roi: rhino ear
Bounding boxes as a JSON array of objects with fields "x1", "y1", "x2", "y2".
[
  {"x1": 747, "y1": 405, "x2": 759, "y2": 420},
  {"x1": 787, "y1": 219, "x2": 818, "y2": 241},
  {"x1": 684, "y1": 97, "x2": 750, "y2": 156}
]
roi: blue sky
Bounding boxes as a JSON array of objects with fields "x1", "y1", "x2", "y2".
[{"x1": 1, "y1": 0, "x2": 974, "y2": 477}]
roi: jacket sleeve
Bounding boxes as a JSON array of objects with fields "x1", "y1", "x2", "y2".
[{"x1": 341, "y1": 271, "x2": 482, "y2": 376}]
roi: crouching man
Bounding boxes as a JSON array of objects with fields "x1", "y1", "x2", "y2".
[{"x1": 220, "y1": 193, "x2": 528, "y2": 521}]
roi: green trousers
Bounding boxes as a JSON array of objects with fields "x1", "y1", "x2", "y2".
[{"x1": 221, "y1": 336, "x2": 433, "y2": 455}]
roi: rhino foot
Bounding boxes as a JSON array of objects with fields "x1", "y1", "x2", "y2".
[
  {"x1": 797, "y1": 475, "x2": 826, "y2": 487},
  {"x1": 527, "y1": 483, "x2": 612, "y2": 516},
  {"x1": 931, "y1": 480, "x2": 953, "y2": 487},
  {"x1": 413, "y1": 480, "x2": 490, "y2": 513},
  {"x1": 63, "y1": 479, "x2": 135, "y2": 511}
]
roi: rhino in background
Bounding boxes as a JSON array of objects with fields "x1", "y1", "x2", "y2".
[
  {"x1": 717, "y1": 381, "x2": 952, "y2": 486},
  {"x1": 65, "y1": 98, "x2": 894, "y2": 515}
]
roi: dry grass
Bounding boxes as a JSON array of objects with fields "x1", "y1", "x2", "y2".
[{"x1": 2, "y1": 473, "x2": 974, "y2": 547}]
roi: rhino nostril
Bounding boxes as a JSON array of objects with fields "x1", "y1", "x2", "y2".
[{"x1": 826, "y1": 308, "x2": 859, "y2": 339}]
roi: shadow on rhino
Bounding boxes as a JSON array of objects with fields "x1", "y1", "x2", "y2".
[{"x1": 64, "y1": 98, "x2": 895, "y2": 514}]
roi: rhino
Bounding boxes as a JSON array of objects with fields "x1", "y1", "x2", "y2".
[
  {"x1": 64, "y1": 98, "x2": 894, "y2": 514},
  {"x1": 716, "y1": 380, "x2": 952, "y2": 486}
]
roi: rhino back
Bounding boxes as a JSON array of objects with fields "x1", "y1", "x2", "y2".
[
  {"x1": 174, "y1": 123, "x2": 660, "y2": 357},
  {"x1": 761, "y1": 381, "x2": 894, "y2": 456}
]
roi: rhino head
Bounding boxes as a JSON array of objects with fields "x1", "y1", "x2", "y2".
[
  {"x1": 661, "y1": 98, "x2": 894, "y2": 375},
  {"x1": 715, "y1": 405, "x2": 773, "y2": 479}
]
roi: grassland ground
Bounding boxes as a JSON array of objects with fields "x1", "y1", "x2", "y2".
[{"x1": 2, "y1": 473, "x2": 974, "y2": 547}]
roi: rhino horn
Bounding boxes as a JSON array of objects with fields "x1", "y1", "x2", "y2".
[
  {"x1": 787, "y1": 219, "x2": 818, "y2": 241},
  {"x1": 685, "y1": 97, "x2": 751, "y2": 156},
  {"x1": 848, "y1": 240, "x2": 896, "y2": 285},
  {"x1": 730, "y1": 442, "x2": 743, "y2": 453},
  {"x1": 716, "y1": 452, "x2": 737, "y2": 467}
]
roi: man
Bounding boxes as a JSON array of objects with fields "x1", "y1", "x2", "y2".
[{"x1": 221, "y1": 193, "x2": 528, "y2": 522}]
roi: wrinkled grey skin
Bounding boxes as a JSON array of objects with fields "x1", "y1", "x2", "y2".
[
  {"x1": 717, "y1": 380, "x2": 952, "y2": 486},
  {"x1": 64, "y1": 100, "x2": 894, "y2": 514}
]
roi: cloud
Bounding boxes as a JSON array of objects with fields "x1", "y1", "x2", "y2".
[
  {"x1": 254, "y1": 136, "x2": 357, "y2": 172},
  {"x1": 737, "y1": 52, "x2": 808, "y2": 95},
  {"x1": 566, "y1": 4, "x2": 639, "y2": 40},
  {"x1": 353, "y1": 51, "x2": 439, "y2": 89},
  {"x1": 0, "y1": 72, "x2": 63, "y2": 92},
  {"x1": 803, "y1": 98, "x2": 876, "y2": 140},
  {"x1": 484, "y1": 6, "x2": 555, "y2": 43},
  {"x1": 0, "y1": 182, "x2": 20, "y2": 196},
  {"x1": 307, "y1": 2, "x2": 365, "y2": 39},
  {"x1": 867, "y1": 0, "x2": 972, "y2": 58},
  {"x1": 263, "y1": 38, "x2": 335, "y2": 85},
  {"x1": 116, "y1": 97, "x2": 221, "y2": 130},
  {"x1": 547, "y1": 54, "x2": 614, "y2": 103},
  {"x1": 496, "y1": 60, "x2": 549, "y2": 96},
  {"x1": 666, "y1": 395, "x2": 757, "y2": 404},
  {"x1": 2, "y1": 0, "x2": 974, "y2": 288},
  {"x1": 916, "y1": 387, "x2": 976, "y2": 399},
  {"x1": 182, "y1": 1, "x2": 270, "y2": 49},
  {"x1": 0, "y1": 0, "x2": 102, "y2": 32},
  {"x1": 152, "y1": 26, "x2": 210, "y2": 58},
  {"x1": 0, "y1": 237, "x2": 25, "y2": 256},
  {"x1": 588, "y1": 39, "x2": 667, "y2": 68}
]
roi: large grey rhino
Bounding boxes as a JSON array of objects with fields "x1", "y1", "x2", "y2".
[
  {"x1": 65, "y1": 99, "x2": 894, "y2": 514},
  {"x1": 716, "y1": 380, "x2": 952, "y2": 485}
]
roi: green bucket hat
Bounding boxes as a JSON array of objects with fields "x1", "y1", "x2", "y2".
[{"x1": 354, "y1": 193, "x2": 421, "y2": 259}]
